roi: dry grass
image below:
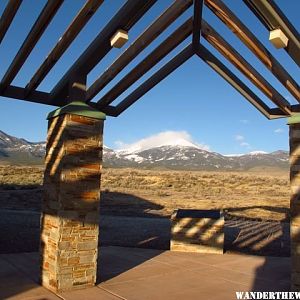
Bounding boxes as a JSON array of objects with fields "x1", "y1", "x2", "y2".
[{"x1": 0, "y1": 165, "x2": 290, "y2": 221}]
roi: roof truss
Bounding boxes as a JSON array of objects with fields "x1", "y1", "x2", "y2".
[{"x1": 0, "y1": 0, "x2": 299, "y2": 120}]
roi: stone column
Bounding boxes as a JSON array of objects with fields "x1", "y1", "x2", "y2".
[
  {"x1": 40, "y1": 101, "x2": 105, "y2": 292},
  {"x1": 289, "y1": 115, "x2": 300, "y2": 291}
]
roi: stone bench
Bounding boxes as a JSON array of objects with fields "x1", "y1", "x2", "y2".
[{"x1": 171, "y1": 209, "x2": 224, "y2": 254}]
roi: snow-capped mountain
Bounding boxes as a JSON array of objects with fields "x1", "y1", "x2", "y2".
[
  {"x1": 0, "y1": 130, "x2": 45, "y2": 165},
  {"x1": 0, "y1": 130, "x2": 289, "y2": 170},
  {"x1": 103, "y1": 145, "x2": 288, "y2": 170}
]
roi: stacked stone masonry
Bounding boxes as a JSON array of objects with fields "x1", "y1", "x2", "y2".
[
  {"x1": 290, "y1": 123, "x2": 300, "y2": 291},
  {"x1": 171, "y1": 210, "x2": 224, "y2": 254},
  {"x1": 40, "y1": 113, "x2": 104, "y2": 292}
]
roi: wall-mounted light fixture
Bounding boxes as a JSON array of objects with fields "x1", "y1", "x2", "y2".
[
  {"x1": 269, "y1": 28, "x2": 289, "y2": 49},
  {"x1": 110, "y1": 29, "x2": 128, "y2": 48}
]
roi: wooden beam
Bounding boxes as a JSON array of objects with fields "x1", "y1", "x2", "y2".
[
  {"x1": 96, "y1": 18, "x2": 193, "y2": 109},
  {"x1": 201, "y1": 20, "x2": 291, "y2": 114},
  {"x1": 86, "y1": 0, "x2": 193, "y2": 102},
  {"x1": 0, "y1": 0, "x2": 22, "y2": 44},
  {"x1": 269, "y1": 107, "x2": 290, "y2": 118},
  {"x1": 204, "y1": 0, "x2": 300, "y2": 103},
  {"x1": 112, "y1": 44, "x2": 194, "y2": 116},
  {"x1": 1, "y1": 85, "x2": 50, "y2": 105},
  {"x1": 243, "y1": 0, "x2": 300, "y2": 67},
  {"x1": 192, "y1": 0, "x2": 203, "y2": 47},
  {"x1": 196, "y1": 45, "x2": 277, "y2": 119},
  {"x1": 24, "y1": 0, "x2": 103, "y2": 97},
  {"x1": 0, "y1": 0, "x2": 63, "y2": 92},
  {"x1": 0, "y1": 85, "x2": 117, "y2": 117},
  {"x1": 50, "y1": 0, "x2": 157, "y2": 102}
]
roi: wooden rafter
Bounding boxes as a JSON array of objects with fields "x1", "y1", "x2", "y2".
[
  {"x1": 201, "y1": 20, "x2": 291, "y2": 114},
  {"x1": 243, "y1": 0, "x2": 300, "y2": 67},
  {"x1": 204, "y1": 0, "x2": 300, "y2": 103},
  {"x1": 0, "y1": 0, "x2": 64, "y2": 92},
  {"x1": 86, "y1": 0, "x2": 193, "y2": 102},
  {"x1": 113, "y1": 44, "x2": 194, "y2": 116},
  {"x1": 0, "y1": 0, "x2": 22, "y2": 44},
  {"x1": 0, "y1": 0, "x2": 298, "y2": 120},
  {"x1": 24, "y1": 0, "x2": 104, "y2": 97},
  {"x1": 192, "y1": 0, "x2": 203, "y2": 47},
  {"x1": 96, "y1": 18, "x2": 193, "y2": 109},
  {"x1": 196, "y1": 45, "x2": 282, "y2": 120},
  {"x1": 50, "y1": 0, "x2": 157, "y2": 102}
]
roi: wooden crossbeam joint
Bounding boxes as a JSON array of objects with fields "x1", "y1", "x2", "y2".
[{"x1": 192, "y1": 0, "x2": 204, "y2": 48}]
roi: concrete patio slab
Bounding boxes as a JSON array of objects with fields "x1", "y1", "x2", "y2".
[{"x1": 0, "y1": 246, "x2": 290, "y2": 300}]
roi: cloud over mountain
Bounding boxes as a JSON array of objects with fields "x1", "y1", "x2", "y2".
[{"x1": 114, "y1": 131, "x2": 210, "y2": 153}]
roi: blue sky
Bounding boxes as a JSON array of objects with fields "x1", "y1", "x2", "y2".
[{"x1": 0, "y1": 0, "x2": 299, "y2": 154}]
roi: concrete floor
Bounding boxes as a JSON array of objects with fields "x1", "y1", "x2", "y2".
[{"x1": 0, "y1": 246, "x2": 290, "y2": 300}]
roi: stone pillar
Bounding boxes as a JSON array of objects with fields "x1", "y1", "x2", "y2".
[
  {"x1": 289, "y1": 115, "x2": 300, "y2": 291},
  {"x1": 40, "y1": 101, "x2": 105, "y2": 292}
]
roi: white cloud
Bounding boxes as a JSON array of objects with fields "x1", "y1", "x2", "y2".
[
  {"x1": 114, "y1": 130, "x2": 210, "y2": 152},
  {"x1": 274, "y1": 128, "x2": 284, "y2": 134},
  {"x1": 235, "y1": 135, "x2": 245, "y2": 141},
  {"x1": 234, "y1": 134, "x2": 251, "y2": 148}
]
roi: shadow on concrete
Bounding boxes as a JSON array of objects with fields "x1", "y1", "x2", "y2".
[{"x1": 225, "y1": 207, "x2": 290, "y2": 257}]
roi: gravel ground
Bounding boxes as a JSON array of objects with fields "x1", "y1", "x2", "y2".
[{"x1": 0, "y1": 210, "x2": 290, "y2": 256}]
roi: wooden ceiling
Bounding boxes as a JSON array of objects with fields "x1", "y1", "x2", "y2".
[{"x1": 0, "y1": 0, "x2": 299, "y2": 119}]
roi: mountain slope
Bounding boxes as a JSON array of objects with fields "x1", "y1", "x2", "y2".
[
  {"x1": 0, "y1": 130, "x2": 289, "y2": 170},
  {"x1": 0, "y1": 130, "x2": 45, "y2": 165},
  {"x1": 103, "y1": 145, "x2": 289, "y2": 171}
]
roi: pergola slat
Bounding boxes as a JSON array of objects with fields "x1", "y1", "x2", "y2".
[
  {"x1": 24, "y1": 0, "x2": 104, "y2": 96},
  {"x1": 0, "y1": 0, "x2": 64, "y2": 92},
  {"x1": 204, "y1": 0, "x2": 300, "y2": 103},
  {"x1": 0, "y1": 0, "x2": 22, "y2": 44},
  {"x1": 86, "y1": 0, "x2": 193, "y2": 102},
  {"x1": 196, "y1": 44, "x2": 279, "y2": 119},
  {"x1": 192, "y1": 0, "x2": 203, "y2": 47},
  {"x1": 96, "y1": 18, "x2": 193, "y2": 109},
  {"x1": 50, "y1": 0, "x2": 157, "y2": 102},
  {"x1": 202, "y1": 20, "x2": 291, "y2": 114},
  {"x1": 113, "y1": 44, "x2": 194, "y2": 116},
  {"x1": 3, "y1": 85, "x2": 50, "y2": 105},
  {"x1": 243, "y1": 0, "x2": 300, "y2": 67}
]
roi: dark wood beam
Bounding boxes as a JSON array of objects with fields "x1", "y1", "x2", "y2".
[
  {"x1": 1, "y1": 85, "x2": 50, "y2": 105},
  {"x1": 0, "y1": 0, "x2": 22, "y2": 44},
  {"x1": 0, "y1": 0, "x2": 63, "y2": 92},
  {"x1": 201, "y1": 20, "x2": 291, "y2": 114},
  {"x1": 86, "y1": 0, "x2": 193, "y2": 102},
  {"x1": 112, "y1": 44, "x2": 194, "y2": 116},
  {"x1": 96, "y1": 18, "x2": 193, "y2": 109},
  {"x1": 25, "y1": 0, "x2": 103, "y2": 97},
  {"x1": 269, "y1": 107, "x2": 290, "y2": 118},
  {"x1": 243, "y1": 0, "x2": 300, "y2": 67},
  {"x1": 50, "y1": 0, "x2": 157, "y2": 102},
  {"x1": 196, "y1": 44, "x2": 279, "y2": 119},
  {"x1": 0, "y1": 85, "x2": 117, "y2": 117},
  {"x1": 204, "y1": 0, "x2": 300, "y2": 103},
  {"x1": 192, "y1": 0, "x2": 203, "y2": 47}
]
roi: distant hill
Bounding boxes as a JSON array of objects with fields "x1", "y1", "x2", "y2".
[
  {"x1": 0, "y1": 130, "x2": 289, "y2": 170},
  {"x1": 0, "y1": 130, "x2": 45, "y2": 165}
]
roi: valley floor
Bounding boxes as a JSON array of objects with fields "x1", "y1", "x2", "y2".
[
  {"x1": 0, "y1": 165, "x2": 289, "y2": 221},
  {"x1": 0, "y1": 165, "x2": 291, "y2": 256}
]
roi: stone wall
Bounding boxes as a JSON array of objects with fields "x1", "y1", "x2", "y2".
[
  {"x1": 290, "y1": 123, "x2": 300, "y2": 291},
  {"x1": 40, "y1": 113, "x2": 104, "y2": 292},
  {"x1": 171, "y1": 210, "x2": 224, "y2": 254}
]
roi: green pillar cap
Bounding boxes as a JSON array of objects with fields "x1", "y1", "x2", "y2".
[
  {"x1": 287, "y1": 113, "x2": 300, "y2": 125},
  {"x1": 47, "y1": 101, "x2": 106, "y2": 120}
]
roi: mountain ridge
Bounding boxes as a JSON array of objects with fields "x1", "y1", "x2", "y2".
[{"x1": 0, "y1": 130, "x2": 289, "y2": 170}]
